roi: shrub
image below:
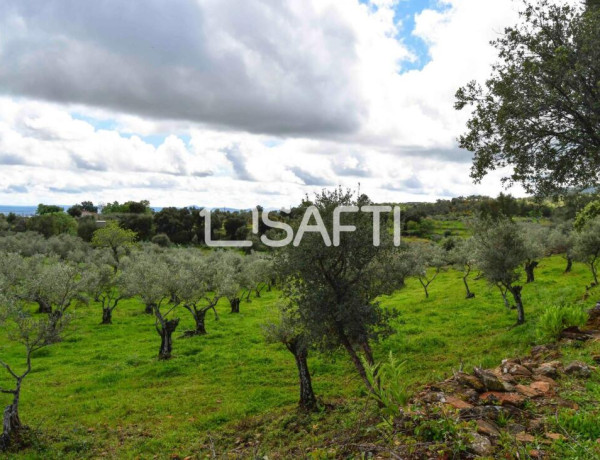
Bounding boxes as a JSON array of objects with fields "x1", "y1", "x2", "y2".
[
  {"x1": 152, "y1": 233, "x2": 171, "y2": 247},
  {"x1": 536, "y1": 304, "x2": 588, "y2": 343},
  {"x1": 364, "y1": 352, "x2": 412, "y2": 424}
]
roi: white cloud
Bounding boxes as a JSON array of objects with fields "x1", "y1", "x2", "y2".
[{"x1": 0, "y1": 0, "x2": 529, "y2": 207}]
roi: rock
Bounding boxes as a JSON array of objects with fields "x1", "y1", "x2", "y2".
[
  {"x1": 516, "y1": 433, "x2": 536, "y2": 443},
  {"x1": 545, "y1": 432, "x2": 565, "y2": 441},
  {"x1": 476, "y1": 419, "x2": 501, "y2": 437},
  {"x1": 556, "y1": 398, "x2": 579, "y2": 410},
  {"x1": 560, "y1": 326, "x2": 593, "y2": 341},
  {"x1": 503, "y1": 363, "x2": 533, "y2": 378},
  {"x1": 532, "y1": 375, "x2": 557, "y2": 387},
  {"x1": 507, "y1": 423, "x2": 527, "y2": 435},
  {"x1": 491, "y1": 366, "x2": 517, "y2": 384},
  {"x1": 474, "y1": 367, "x2": 510, "y2": 391},
  {"x1": 420, "y1": 391, "x2": 444, "y2": 404},
  {"x1": 591, "y1": 354, "x2": 600, "y2": 364},
  {"x1": 535, "y1": 361, "x2": 562, "y2": 378},
  {"x1": 528, "y1": 418, "x2": 545, "y2": 433},
  {"x1": 530, "y1": 345, "x2": 560, "y2": 361},
  {"x1": 470, "y1": 433, "x2": 493, "y2": 456},
  {"x1": 480, "y1": 392, "x2": 525, "y2": 407},
  {"x1": 455, "y1": 372, "x2": 485, "y2": 392},
  {"x1": 529, "y1": 381, "x2": 551, "y2": 394},
  {"x1": 459, "y1": 405, "x2": 518, "y2": 422},
  {"x1": 515, "y1": 384, "x2": 540, "y2": 398},
  {"x1": 564, "y1": 361, "x2": 592, "y2": 378},
  {"x1": 444, "y1": 395, "x2": 473, "y2": 410}
]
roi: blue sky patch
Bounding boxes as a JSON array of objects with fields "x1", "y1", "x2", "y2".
[{"x1": 361, "y1": 0, "x2": 449, "y2": 72}]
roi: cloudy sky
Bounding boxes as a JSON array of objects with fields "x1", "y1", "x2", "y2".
[{"x1": 0, "y1": 0, "x2": 528, "y2": 208}]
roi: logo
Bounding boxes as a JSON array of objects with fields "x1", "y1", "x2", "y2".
[{"x1": 200, "y1": 206, "x2": 402, "y2": 248}]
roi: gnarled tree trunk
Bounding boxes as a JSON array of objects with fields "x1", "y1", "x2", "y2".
[
  {"x1": 1, "y1": 383, "x2": 22, "y2": 451},
  {"x1": 565, "y1": 256, "x2": 573, "y2": 273},
  {"x1": 508, "y1": 284, "x2": 525, "y2": 324},
  {"x1": 524, "y1": 260, "x2": 539, "y2": 283},
  {"x1": 158, "y1": 319, "x2": 180, "y2": 360},
  {"x1": 145, "y1": 303, "x2": 155, "y2": 315},
  {"x1": 35, "y1": 297, "x2": 51, "y2": 315},
  {"x1": 230, "y1": 297, "x2": 240, "y2": 314},
  {"x1": 101, "y1": 308, "x2": 113, "y2": 325},
  {"x1": 463, "y1": 275, "x2": 475, "y2": 299}
]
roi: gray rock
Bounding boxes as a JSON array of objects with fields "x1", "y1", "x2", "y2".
[{"x1": 470, "y1": 433, "x2": 493, "y2": 456}]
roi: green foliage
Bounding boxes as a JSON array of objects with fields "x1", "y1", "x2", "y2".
[
  {"x1": 536, "y1": 304, "x2": 588, "y2": 343},
  {"x1": 574, "y1": 200, "x2": 600, "y2": 231},
  {"x1": 573, "y1": 217, "x2": 600, "y2": 285},
  {"x1": 36, "y1": 204, "x2": 64, "y2": 215},
  {"x1": 557, "y1": 409, "x2": 600, "y2": 441},
  {"x1": 151, "y1": 233, "x2": 171, "y2": 247},
  {"x1": 91, "y1": 221, "x2": 137, "y2": 267},
  {"x1": 363, "y1": 352, "x2": 411, "y2": 423},
  {"x1": 26, "y1": 212, "x2": 78, "y2": 238},
  {"x1": 471, "y1": 217, "x2": 527, "y2": 288},
  {"x1": 102, "y1": 201, "x2": 151, "y2": 215}
]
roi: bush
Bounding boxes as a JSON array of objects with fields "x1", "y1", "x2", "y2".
[
  {"x1": 152, "y1": 233, "x2": 171, "y2": 247},
  {"x1": 536, "y1": 304, "x2": 588, "y2": 343}
]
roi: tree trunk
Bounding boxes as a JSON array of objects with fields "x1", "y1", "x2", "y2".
[
  {"x1": 463, "y1": 275, "x2": 475, "y2": 299},
  {"x1": 101, "y1": 308, "x2": 112, "y2": 325},
  {"x1": 498, "y1": 284, "x2": 510, "y2": 309},
  {"x1": 338, "y1": 331, "x2": 374, "y2": 394},
  {"x1": 524, "y1": 260, "x2": 538, "y2": 283},
  {"x1": 158, "y1": 319, "x2": 180, "y2": 360},
  {"x1": 508, "y1": 285, "x2": 525, "y2": 325},
  {"x1": 289, "y1": 344, "x2": 317, "y2": 411},
  {"x1": 565, "y1": 256, "x2": 573, "y2": 273},
  {"x1": 195, "y1": 310, "x2": 207, "y2": 335},
  {"x1": 419, "y1": 279, "x2": 429, "y2": 299},
  {"x1": 0, "y1": 385, "x2": 22, "y2": 451},
  {"x1": 230, "y1": 298, "x2": 240, "y2": 314},
  {"x1": 145, "y1": 303, "x2": 155, "y2": 315},
  {"x1": 591, "y1": 259, "x2": 599, "y2": 286},
  {"x1": 36, "y1": 298, "x2": 51, "y2": 314}
]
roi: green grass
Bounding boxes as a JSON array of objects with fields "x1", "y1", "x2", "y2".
[{"x1": 0, "y1": 255, "x2": 598, "y2": 458}]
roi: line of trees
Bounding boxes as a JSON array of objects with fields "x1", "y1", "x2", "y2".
[{"x1": 2, "y1": 192, "x2": 600, "y2": 448}]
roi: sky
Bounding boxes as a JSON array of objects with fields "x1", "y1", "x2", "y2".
[{"x1": 0, "y1": 0, "x2": 529, "y2": 208}]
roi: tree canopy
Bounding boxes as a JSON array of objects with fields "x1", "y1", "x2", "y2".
[{"x1": 455, "y1": 1, "x2": 600, "y2": 195}]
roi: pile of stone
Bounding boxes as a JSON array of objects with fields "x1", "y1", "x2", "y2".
[{"x1": 414, "y1": 345, "x2": 596, "y2": 457}]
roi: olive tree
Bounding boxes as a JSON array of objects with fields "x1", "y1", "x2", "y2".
[
  {"x1": 88, "y1": 263, "x2": 132, "y2": 325},
  {"x1": 547, "y1": 222, "x2": 575, "y2": 273},
  {"x1": 278, "y1": 188, "x2": 401, "y2": 393},
  {"x1": 0, "y1": 293, "x2": 67, "y2": 450},
  {"x1": 174, "y1": 251, "x2": 229, "y2": 336},
  {"x1": 472, "y1": 218, "x2": 529, "y2": 324},
  {"x1": 263, "y1": 303, "x2": 317, "y2": 411},
  {"x1": 449, "y1": 238, "x2": 476, "y2": 299},
  {"x1": 122, "y1": 251, "x2": 179, "y2": 359},
  {"x1": 408, "y1": 242, "x2": 447, "y2": 299},
  {"x1": 244, "y1": 253, "x2": 274, "y2": 299},
  {"x1": 573, "y1": 217, "x2": 600, "y2": 286}
]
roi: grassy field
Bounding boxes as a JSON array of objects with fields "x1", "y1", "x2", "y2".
[{"x1": 1, "y1": 255, "x2": 598, "y2": 458}]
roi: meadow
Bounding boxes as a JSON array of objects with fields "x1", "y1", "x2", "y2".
[{"x1": 1, "y1": 254, "x2": 598, "y2": 458}]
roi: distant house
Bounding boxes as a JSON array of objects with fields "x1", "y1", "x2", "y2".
[{"x1": 96, "y1": 220, "x2": 107, "y2": 228}]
